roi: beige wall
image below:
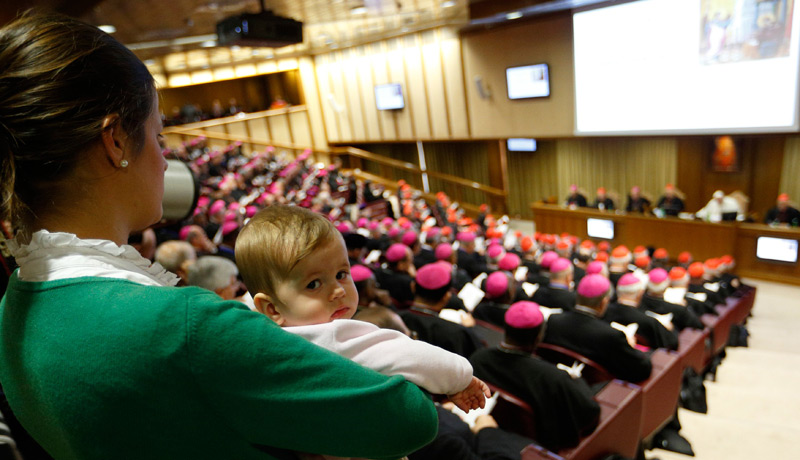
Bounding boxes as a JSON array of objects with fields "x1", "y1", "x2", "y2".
[{"x1": 461, "y1": 12, "x2": 576, "y2": 139}]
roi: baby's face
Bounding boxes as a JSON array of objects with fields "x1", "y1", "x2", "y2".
[{"x1": 273, "y1": 236, "x2": 358, "y2": 327}]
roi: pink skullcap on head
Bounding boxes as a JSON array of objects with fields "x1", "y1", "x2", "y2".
[
  {"x1": 586, "y1": 260, "x2": 606, "y2": 275},
  {"x1": 224, "y1": 211, "x2": 237, "y2": 222},
  {"x1": 648, "y1": 268, "x2": 669, "y2": 284},
  {"x1": 456, "y1": 231, "x2": 476, "y2": 242},
  {"x1": 618, "y1": 273, "x2": 641, "y2": 288},
  {"x1": 498, "y1": 253, "x2": 521, "y2": 272},
  {"x1": 209, "y1": 200, "x2": 226, "y2": 216},
  {"x1": 197, "y1": 196, "x2": 210, "y2": 208},
  {"x1": 368, "y1": 220, "x2": 380, "y2": 231},
  {"x1": 401, "y1": 231, "x2": 418, "y2": 247},
  {"x1": 388, "y1": 227, "x2": 401, "y2": 238},
  {"x1": 550, "y1": 257, "x2": 572, "y2": 274},
  {"x1": 435, "y1": 243, "x2": 453, "y2": 260},
  {"x1": 221, "y1": 221, "x2": 239, "y2": 236},
  {"x1": 357, "y1": 217, "x2": 369, "y2": 228},
  {"x1": 416, "y1": 263, "x2": 451, "y2": 290},
  {"x1": 487, "y1": 244, "x2": 504, "y2": 259},
  {"x1": 381, "y1": 217, "x2": 395, "y2": 226},
  {"x1": 427, "y1": 227, "x2": 441, "y2": 238},
  {"x1": 179, "y1": 226, "x2": 192, "y2": 241},
  {"x1": 540, "y1": 251, "x2": 559, "y2": 269},
  {"x1": 386, "y1": 243, "x2": 409, "y2": 263},
  {"x1": 505, "y1": 301, "x2": 544, "y2": 329},
  {"x1": 336, "y1": 222, "x2": 351, "y2": 233},
  {"x1": 228, "y1": 201, "x2": 241, "y2": 211},
  {"x1": 577, "y1": 274, "x2": 611, "y2": 298},
  {"x1": 570, "y1": 184, "x2": 578, "y2": 192},
  {"x1": 400, "y1": 220, "x2": 412, "y2": 230},
  {"x1": 351, "y1": 265, "x2": 374, "y2": 283},
  {"x1": 485, "y1": 271, "x2": 510, "y2": 298},
  {"x1": 245, "y1": 206, "x2": 258, "y2": 218}
]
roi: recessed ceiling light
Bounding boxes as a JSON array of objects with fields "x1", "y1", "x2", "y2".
[
  {"x1": 200, "y1": 40, "x2": 217, "y2": 48},
  {"x1": 506, "y1": 11, "x2": 523, "y2": 20},
  {"x1": 98, "y1": 24, "x2": 116, "y2": 34},
  {"x1": 442, "y1": 0, "x2": 456, "y2": 8},
  {"x1": 351, "y1": 6, "x2": 367, "y2": 15}
]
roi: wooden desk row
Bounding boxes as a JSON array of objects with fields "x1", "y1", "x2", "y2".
[{"x1": 530, "y1": 204, "x2": 800, "y2": 285}]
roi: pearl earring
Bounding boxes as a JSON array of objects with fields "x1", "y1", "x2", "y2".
[{"x1": 120, "y1": 159, "x2": 129, "y2": 168}]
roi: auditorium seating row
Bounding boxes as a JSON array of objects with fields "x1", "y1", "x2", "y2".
[{"x1": 475, "y1": 285, "x2": 756, "y2": 460}]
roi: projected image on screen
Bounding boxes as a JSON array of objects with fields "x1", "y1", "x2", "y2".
[
  {"x1": 756, "y1": 236, "x2": 799, "y2": 263},
  {"x1": 587, "y1": 218, "x2": 614, "y2": 240},
  {"x1": 573, "y1": 0, "x2": 800, "y2": 135},
  {"x1": 700, "y1": 0, "x2": 794, "y2": 65}
]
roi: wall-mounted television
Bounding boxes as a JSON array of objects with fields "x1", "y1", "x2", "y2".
[
  {"x1": 507, "y1": 138, "x2": 537, "y2": 152},
  {"x1": 587, "y1": 218, "x2": 614, "y2": 240},
  {"x1": 506, "y1": 63, "x2": 550, "y2": 100},
  {"x1": 756, "y1": 236, "x2": 798, "y2": 263},
  {"x1": 375, "y1": 83, "x2": 405, "y2": 110}
]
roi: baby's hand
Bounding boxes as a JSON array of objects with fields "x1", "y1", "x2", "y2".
[{"x1": 448, "y1": 377, "x2": 491, "y2": 412}]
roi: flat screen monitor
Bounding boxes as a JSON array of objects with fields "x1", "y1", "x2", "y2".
[
  {"x1": 756, "y1": 236, "x2": 798, "y2": 263},
  {"x1": 506, "y1": 63, "x2": 550, "y2": 99},
  {"x1": 573, "y1": 0, "x2": 800, "y2": 135},
  {"x1": 374, "y1": 83, "x2": 405, "y2": 110},
  {"x1": 587, "y1": 218, "x2": 614, "y2": 240},
  {"x1": 721, "y1": 212, "x2": 738, "y2": 222},
  {"x1": 507, "y1": 138, "x2": 537, "y2": 152}
]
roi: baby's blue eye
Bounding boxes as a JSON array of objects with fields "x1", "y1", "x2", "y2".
[
  {"x1": 336, "y1": 271, "x2": 349, "y2": 280},
  {"x1": 306, "y1": 280, "x2": 321, "y2": 290}
]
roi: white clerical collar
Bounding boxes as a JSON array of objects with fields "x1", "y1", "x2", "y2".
[{"x1": 574, "y1": 305, "x2": 600, "y2": 317}]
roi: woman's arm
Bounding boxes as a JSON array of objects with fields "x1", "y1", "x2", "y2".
[{"x1": 185, "y1": 290, "x2": 437, "y2": 459}]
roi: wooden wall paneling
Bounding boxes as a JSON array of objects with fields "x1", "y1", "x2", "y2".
[
  {"x1": 402, "y1": 34, "x2": 432, "y2": 140},
  {"x1": 676, "y1": 137, "x2": 706, "y2": 212},
  {"x1": 205, "y1": 125, "x2": 228, "y2": 151},
  {"x1": 298, "y1": 56, "x2": 329, "y2": 150},
  {"x1": 781, "y1": 136, "x2": 800, "y2": 204},
  {"x1": 246, "y1": 118, "x2": 270, "y2": 144},
  {"x1": 226, "y1": 120, "x2": 249, "y2": 151},
  {"x1": 750, "y1": 136, "x2": 785, "y2": 219},
  {"x1": 355, "y1": 46, "x2": 382, "y2": 140},
  {"x1": 440, "y1": 26, "x2": 470, "y2": 138},
  {"x1": 328, "y1": 52, "x2": 355, "y2": 142},
  {"x1": 370, "y1": 42, "x2": 398, "y2": 140},
  {"x1": 314, "y1": 54, "x2": 341, "y2": 143},
  {"x1": 506, "y1": 141, "x2": 560, "y2": 218},
  {"x1": 340, "y1": 48, "x2": 367, "y2": 141},
  {"x1": 735, "y1": 225, "x2": 800, "y2": 285},
  {"x1": 386, "y1": 38, "x2": 415, "y2": 140},
  {"x1": 461, "y1": 13, "x2": 576, "y2": 139},
  {"x1": 486, "y1": 140, "x2": 508, "y2": 213},
  {"x1": 421, "y1": 30, "x2": 450, "y2": 139},
  {"x1": 288, "y1": 110, "x2": 313, "y2": 147},
  {"x1": 424, "y1": 142, "x2": 490, "y2": 205},
  {"x1": 267, "y1": 114, "x2": 292, "y2": 145}
]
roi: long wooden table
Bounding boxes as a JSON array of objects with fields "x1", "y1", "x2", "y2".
[{"x1": 530, "y1": 203, "x2": 800, "y2": 285}]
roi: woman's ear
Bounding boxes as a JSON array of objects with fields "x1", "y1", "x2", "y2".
[
  {"x1": 100, "y1": 114, "x2": 127, "y2": 168},
  {"x1": 253, "y1": 293, "x2": 285, "y2": 326}
]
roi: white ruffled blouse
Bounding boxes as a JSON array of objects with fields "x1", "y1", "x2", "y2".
[{"x1": 8, "y1": 230, "x2": 180, "y2": 287}]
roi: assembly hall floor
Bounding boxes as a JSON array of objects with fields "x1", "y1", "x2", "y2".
[{"x1": 652, "y1": 279, "x2": 800, "y2": 460}]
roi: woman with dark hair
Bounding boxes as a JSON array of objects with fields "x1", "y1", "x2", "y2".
[{"x1": 0, "y1": 12, "x2": 436, "y2": 460}]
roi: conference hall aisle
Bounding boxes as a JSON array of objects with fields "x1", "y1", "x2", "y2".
[{"x1": 653, "y1": 279, "x2": 800, "y2": 460}]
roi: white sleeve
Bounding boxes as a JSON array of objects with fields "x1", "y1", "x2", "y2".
[{"x1": 286, "y1": 320, "x2": 473, "y2": 395}]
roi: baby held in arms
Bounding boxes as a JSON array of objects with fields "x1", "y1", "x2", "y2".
[{"x1": 235, "y1": 205, "x2": 490, "y2": 415}]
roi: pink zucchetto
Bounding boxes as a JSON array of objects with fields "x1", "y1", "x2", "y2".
[
  {"x1": 386, "y1": 243, "x2": 409, "y2": 263},
  {"x1": 498, "y1": 253, "x2": 521, "y2": 272},
  {"x1": 616, "y1": 273, "x2": 643, "y2": 294},
  {"x1": 401, "y1": 231, "x2": 419, "y2": 247},
  {"x1": 179, "y1": 226, "x2": 192, "y2": 241},
  {"x1": 485, "y1": 271, "x2": 510, "y2": 298},
  {"x1": 209, "y1": 199, "x2": 226, "y2": 216},
  {"x1": 505, "y1": 301, "x2": 544, "y2": 329},
  {"x1": 435, "y1": 243, "x2": 453, "y2": 260},
  {"x1": 196, "y1": 196, "x2": 210, "y2": 208},
  {"x1": 427, "y1": 227, "x2": 441, "y2": 238},
  {"x1": 647, "y1": 268, "x2": 670, "y2": 292},
  {"x1": 456, "y1": 232, "x2": 476, "y2": 243},
  {"x1": 221, "y1": 221, "x2": 239, "y2": 236},
  {"x1": 586, "y1": 261, "x2": 607, "y2": 276},
  {"x1": 245, "y1": 206, "x2": 258, "y2": 218},
  {"x1": 368, "y1": 221, "x2": 380, "y2": 231},
  {"x1": 550, "y1": 257, "x2": 572, "y2": 274},
  {"x1": 387, "y1": 227, "x2": 402, "y2": 238},
  {"x1": 539, "y1": 251, "x2": 559, "y2": 269},
  {"x1": 400, "y1": 220, "x2": 413, "y2": 230},
  {"x1": 357, "y1": 217, "x2": 369, "y2": 228},
  {"x1": 336, "y1": 222, "x2": 352, "y2": 234},
  {"x1": 416, "y1": 263, "x2": 452, "y2": 290},
  {"x1": 224, "y1": 211, "x2": 237, "y2": 222},
  {"x1": 351, "y1": 265, "x2": 374, "y2": 283},
  {"x1": 577, "y1": 274, "x2": 611, "y2": 298},
  {"x1": 487, "y1": 244, "x2": 505, "y2": 259},
  {"x1": 381, "y1": 217, "x2": 395, "y2": 227}
]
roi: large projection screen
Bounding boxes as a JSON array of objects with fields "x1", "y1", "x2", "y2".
[{"x1": 573, "y1": 0, "x2": 800, "y2": 135}]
